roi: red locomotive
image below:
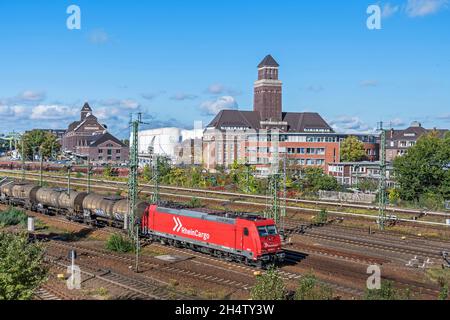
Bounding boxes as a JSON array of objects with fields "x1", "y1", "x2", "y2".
[{"x1": 141, "y1": 205, "x2": 285, "y2": 267}]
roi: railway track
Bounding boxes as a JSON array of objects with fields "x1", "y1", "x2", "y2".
[
  {"x1": 2, "y1": 170, "x2": 449, "y2": 220},
  {"x1": 150, "y1": 243, "x2": 366, "y2": 298},
  {"x1": 48, "y1": 240, "x2": 254, "y2": 292},
  {"x1": 34, "y1": 285, "x2": 73, "y2": 300},
  {"x1": 44, "y1": 247, "x2": 197, "y2": 300},
  {"x1": 2, "y1": 173, "x2": 449, "y2": 228}
]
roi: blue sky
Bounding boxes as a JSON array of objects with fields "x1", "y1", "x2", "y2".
[{"x1": 0, "y1": 0, "x2": 449, "y2": 138}]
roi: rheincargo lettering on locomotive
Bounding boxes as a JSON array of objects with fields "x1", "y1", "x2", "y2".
[{"x1": 181, "y1": 227, "x2": 210, "y2": 241}]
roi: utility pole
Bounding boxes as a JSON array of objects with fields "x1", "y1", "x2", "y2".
[
  {"x1": 128, "y1": 113, "x2": 141, "y2": 238},
  {"x1": 151, "y1": 154, "x2": 160, "y2": 205},
  {"x1": 87, "y1": 157, "x2": 91, "y2": 193},
  {"x1": 378, "y1": 122, "x2": 387, "y2": 230},
  {"x1": 245, "y1": 163, "x2": 251, "y2": 194},
  {"x1": 266, "y1": 129, "x2": 285, "y2": 226},
  {"x1": 21, "y1": 136, "x2": 25, "y2": 182},
  {"x1": 281, "y1": 153, "x2": 287, "y2": 234},
  {"x1": 128, "y1": 112, "x2": 147, "y2": 273},
  {"x1": 67, "y1": 165, "x2": 72, "y2": 196},
  {"x1": 39, "y1": 149, "x2": 43, "y2": 187}
]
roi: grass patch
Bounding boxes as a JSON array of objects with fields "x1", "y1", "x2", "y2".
[
  {"x1": 187, "y1": 197, "x2": 202, "y2": 208},
  {"x1": 83, "y1": 287, "x2": 110, "y2": 300},
  {"x1": 426, "y1": 267, "x2": 450, "y2": 284},
  {"x1": 105, "y1": 234, "x2": 134, "y2": 253},
  {"x1": 0, "y1": 207, "x2": 28, "y2": 227},
  {"x1": 201, "y1": 289, "x2": 230, "y2": 300}
]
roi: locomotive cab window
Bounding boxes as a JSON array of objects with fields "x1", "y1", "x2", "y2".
[
  {"x1": 243, "y1": 227, "x2": 249, "y2": 236},
  {"x1": 257, "y1": 225, "x2": 278, "y2": 237}
]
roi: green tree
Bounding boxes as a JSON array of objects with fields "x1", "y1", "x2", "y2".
[
  {"x1": 340, "y1": 136, "x2": 367, "y2": 162},
  {"x1": 438, "y1": 277, "x2": 449, "y2": 300},
  {"x1": 250, "y1": 267, "x2": 286, "y2": 300},
  {"x1": 294, "y1": 273, "x2": 333, "y2": 300},
  {"x1": 357, "y1": 178, "x2": 378, "y2": 193},
  {"x1": 394, "y1": 132, "x2": 450, "y2": 203},
  {"x1": 103, "y1": 164, "x2": 113, "y2": 178},
  {"x1": 229, "y1": 160, "x2": 259, "y2": 193},
  {"x1": 313, "y1": 209, "x2": 328, "y2": 225},
  {"x1": 142, "y1": 164, "x2": 151, "y2": 182},
  {"x1": 301, "y1": 167, "x2": 339, "y2": 192},
  {"x1": 20, "y1": 130, "x2": 60, "y2": 160},
  {"x1": 106, "y1": 234, "x2": 134, "y2": 253},
  {"x1": 0, "y1": 232, "x2": 48, "y2": 300}
]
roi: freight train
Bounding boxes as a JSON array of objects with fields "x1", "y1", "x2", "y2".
[{"x1": 0, "y1": 179, "x2": 284, "y2": 267}]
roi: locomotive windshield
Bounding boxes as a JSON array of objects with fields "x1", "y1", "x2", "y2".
[{"x1": 257, "y1": 225, "x2": 278, "y2": 237}]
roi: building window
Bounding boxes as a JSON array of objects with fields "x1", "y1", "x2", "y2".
[
  {"x1": 107, "y1": 149, "x2": 112, "y2": 155},
  {"x1": 98, "y1": 156, "x2": 103, "y2": 160},
  {"x1": 116, "y1": 149, "x2": 121, "y2": 154},
  {"x1": 98, "y1": 149, "x2": 103, "y2": 154}
]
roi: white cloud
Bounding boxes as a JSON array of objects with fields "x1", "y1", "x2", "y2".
[
  {"x1": 405, "y1": 0, "x2": 449, "y2": 17},
  {"x1": 207, "y1": 83, "x2": 226, "y2": 95},
  {"x1": 170, "y1": 93, "x2": 198, "y2": 101},
  {"x1": 30, "y1": 105, "x2": 78, "y2": 120},
  {"x1": 98, "y1": 98, "x2": 140, "y2": 109},
  {"x1": 382, "y1": 3, "x2": 400, "y2": 17},
  {"x1": 388, "y1": 118, "x2": 406, "y2": 127},
  {"x1": 89, "y1": 29, "x2": 109, "y2": 44},
  {"x1": 205, "y1": 83, "x2": 242, "y2": 96},
  {"x1": 328, "y1": 116, "x2": 376, "y2": 134},
  {"x1": 305, "y1": 85, "x2": 324, "y2": 92},
  {"x1": 120, "y1": 99, "x2": 140, "y2": 109},
  {"x1": 360, "y1": 80, "x2": 379, "y2": 87},
  {"x1": 17, "y1": 90, "x2": 46, "y2": 102},
  {"x1": 0, "y1": 105, "x2": 30, "y2": 119},
  {"x1": 200, "y1": 96, "x2": 238, "y2": 116}
]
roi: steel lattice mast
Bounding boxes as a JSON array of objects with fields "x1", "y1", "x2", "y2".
[
  {"x1": 378, "y1": 122, "x2": 387, "y2": 230},
  {"x1": 151, "y1": 154, "x2": 160, "y2": 205},
  {"x1": 266, "y1": 129, "x2": 285, "y2": 227},
  {"x1": 127, "y1": 113, "x2": 142, "y2": 239}
]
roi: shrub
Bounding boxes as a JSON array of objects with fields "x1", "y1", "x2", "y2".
[
  {"x1": 313, "y1": 209, "x2": 328, "y2": 225},
  {"x1": 106, "y1": 234, "x2": 134, "y2": 253},
  {"x1": 187, "y1": 197, "x2": 202, "y2": 208},
  {"x1": 294, "y1": 273, "x2": 333, "y2": 300},
  {"x1": 250, "y1": 266, "x2": 286, "y2": 300},
  {"x1": 0, "y1": 232, "x2": 48, "y2": 300},
  {"x1": 364, "y1": 280, "x2": 411, "y2": 300},
  {"x1": 0, "y1": 208, "x2": 28, "y2": 227}
]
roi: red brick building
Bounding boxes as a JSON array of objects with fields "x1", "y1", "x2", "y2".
[
  {"x1": 76, "y1": 132, "x2": 129, "y2": 163},
  {"x1": 61, "y1": 103, "x2": 129, "y2": 163}
]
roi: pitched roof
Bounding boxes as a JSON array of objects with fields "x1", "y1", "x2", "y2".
[
  {"x1": 258, "y1": 55, "x2": 279, "y2": 68},
  {"x1": 67, "y1": 121, "x2": 81, "y2": 132},
  {"x1": 89, "y1": 132, "x2": 126, "y2": 147},
  {"x1": 386, "y1": 125, "x2": 447, "y2": 141},
  {"x1": 282, "y1": 112, "x2": 333, "y2": 132},
  {"x1": 208, "y1": 110, "x2": 261, "y2": 130},
  {"x1": 81, "y1": 102, "x2": 92, "y2": 112},
  {"x1": 207, "y1": 110, "x2": 334, "y2": 133}
]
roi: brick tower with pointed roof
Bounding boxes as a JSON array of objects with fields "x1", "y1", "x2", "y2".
[
  {"x1": 81, "y1": 102, "x2": 93, "y2": 121},
  {"x1": 253, "y1": 54, "x2": 283, "y2": 122}
]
